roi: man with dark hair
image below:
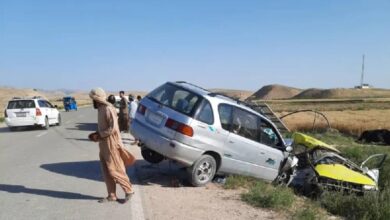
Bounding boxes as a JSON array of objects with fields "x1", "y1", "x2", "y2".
[
  {"x1": 88, "y1": 88, "x2": 134, "y2": 203},
  {"x1": 136, "y1": 95, "x2": 142, "y2": 103},
  {"x1": 107, "y1": 94, "x2": 116, "y2": 105},
  {"x1": 118, "y1": 91, "x2": 129, "y2": 132}
]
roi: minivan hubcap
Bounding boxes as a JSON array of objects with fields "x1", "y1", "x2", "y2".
[{"x1": 196, "y1": 161, "x2": 212, "y2": 182}]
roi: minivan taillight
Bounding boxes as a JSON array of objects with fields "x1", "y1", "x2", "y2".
[
  {"x1": 138, "y1": 104, "x2": 147, "y2": 115},
  {"x1": 165, "y1": 118, "x2": 194, "y2": 137},
  {"x1": 4, "y1": 110, "x2": 7, "y2": 118},
  {"x1": 36, "y1": 108, "x2": 42, "y2": 116}
]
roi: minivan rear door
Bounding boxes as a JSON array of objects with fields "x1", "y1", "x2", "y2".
[{"x1": 140, "y1": 83, "x2": 202, "y2": 140}]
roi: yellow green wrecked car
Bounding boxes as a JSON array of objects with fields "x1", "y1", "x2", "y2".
[{"x1": 290, "y1": 133, "x2": 387, "y2": 195}]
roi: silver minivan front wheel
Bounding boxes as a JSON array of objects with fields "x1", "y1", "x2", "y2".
[{"x1": 189, "y1": 155, "x2": 217, "y2": 187}]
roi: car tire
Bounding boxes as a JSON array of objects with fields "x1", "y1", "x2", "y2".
[
  {"x1": 44, "y1": 117, "x2": 50, "y2": 130},
  {"x1": 56, "y1": 114, "x2": 61, "y2": 126},
  {"x1": 188, "y1": 155, "x2": 217, "y2": 187},
  {"x1": 141, "y1": 148, "x2": 164, "y2": 164}
]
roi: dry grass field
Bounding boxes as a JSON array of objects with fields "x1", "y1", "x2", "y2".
[
  {"x1": 276, "y1": 109, "x2": 390, "y2": 136},
  {"x1": 268, "y1": 98, "x2": 390, "y2": 136}
]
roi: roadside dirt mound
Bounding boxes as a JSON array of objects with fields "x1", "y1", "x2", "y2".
[
  {"x1": 210, "y1": 89, "x2": 253, "y2": 100},
  {"x1": 247, "y1": 84, "x2": 302, "y2": 100},
  {"x1": 0, "y1": 87, "x2": 85, "y2": 116},
  {"x1": 0, "y1": 87, "x2": 46, "y2": 111},
  {"x1": 0, "y1": 87, "x2": 149, "y2": 117},
  {"x1": 294, "y1": 88, "x2": 390, "y2": 99}
]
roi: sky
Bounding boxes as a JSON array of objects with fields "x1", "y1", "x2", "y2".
[{"x1": 1, "y1": 0, "x2": 389, "y2": 92}]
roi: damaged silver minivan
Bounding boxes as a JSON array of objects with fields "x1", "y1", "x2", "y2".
[{"x1": 131, "y1": 81, "x2": 297, "y2": 186}]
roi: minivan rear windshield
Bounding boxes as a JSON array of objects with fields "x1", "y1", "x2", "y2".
[
  {"x1": 7, "y1": 100, "x2": 36, "y2": 109},
  {"x1": 147, "y1": 83, "x2": 202, "y2": 116}
]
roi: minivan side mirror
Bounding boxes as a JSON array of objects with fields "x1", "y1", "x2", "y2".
[{"x1": 285, "y1": 146, "x2": 293, "y2": 153}]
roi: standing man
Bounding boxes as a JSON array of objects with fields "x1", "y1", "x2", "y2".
[
  {"x1": 118, "y1": 91, "x2": 129, "y2": 132},
  {"x1": 136, "y1": 95, "x2": 142, "y2": 103},
  {"x1": 128, "y1": 95, "x2": 138, "y2": 123},
  {"x1": 128, "y1": 95, "x2": 139, "y2": 145},
  {"x1": 89, "y1": 88, "x2": 134, "y2": 203}
]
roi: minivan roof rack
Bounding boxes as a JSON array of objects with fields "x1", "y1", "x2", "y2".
[
  {"x1": 175, "y1": 81, "x2": 210, "y2": 93},
  {"x1": 208, "y1": 92, "x2": 245, "y2": 104}
]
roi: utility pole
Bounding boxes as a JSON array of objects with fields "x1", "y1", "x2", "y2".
[{"x1": 360, "y1": 54, "x2": 365, "y2": 87}]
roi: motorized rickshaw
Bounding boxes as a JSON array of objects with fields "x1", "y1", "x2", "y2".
[{"x1": 63, "y1": 96, "x2": 78, "y2": 111}]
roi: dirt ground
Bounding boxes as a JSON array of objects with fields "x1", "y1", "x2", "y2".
[
  {"x1": 121, "y1": 135, "x2": 283, "y2": 220},
  {"x1": 134, "y1": 161, "x2": 283, "y2": 220}
]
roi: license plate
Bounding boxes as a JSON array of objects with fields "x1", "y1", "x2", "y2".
[
  {"x1": 147, "y1": 112, "x2": 164, "y2": 126},
  {"x1": 16, "y1": 112, "x2": 27, "y2": 117}
]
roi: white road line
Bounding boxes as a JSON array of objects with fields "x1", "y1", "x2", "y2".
[
  {"x1": 130, "y1": 171, "x2": 146, "y2": 220},
  {"x1": 36, "y1": 131, "x2": 48, "y2": 138}
]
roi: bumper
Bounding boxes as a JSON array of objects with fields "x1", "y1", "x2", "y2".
[
  {"x1": 131, "y1": 119, "x2": 204, "y2": 166},
  {"x1": 5, "y1": 117, "x2": 45, "y2": 127}
]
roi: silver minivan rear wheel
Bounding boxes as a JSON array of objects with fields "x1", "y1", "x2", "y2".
[
  {"x1": 141, "y1": 148, "x2": 164, "y2": 164},
  {"x1": 189, "y1": 155, "x2": 216, "y2": 187}
]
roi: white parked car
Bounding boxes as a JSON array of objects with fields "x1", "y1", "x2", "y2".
[{"x1": 4, "y1": 97, "x2": 61, "y2": 131}]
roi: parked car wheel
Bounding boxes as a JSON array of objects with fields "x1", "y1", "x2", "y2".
[
  {"x1": 44, "y1": 117, "x2": 50, "y2": 130},
  {"x1": 188, "y1": 155, "x2": 217, "y2": 187},
  {"x1": 141, "y1": 148, "x2": 164, "y2": 164},
  {"x1": 56, "y1": 114, "x2": 61, "y2": 126}
]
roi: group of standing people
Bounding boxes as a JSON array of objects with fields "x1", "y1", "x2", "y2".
[
  {"x1": 118, "y1": 91, "x2": 141, "y2": 135},
  {"x1": 88, "y1": 88, "x2": 142, "y2": 204},
  {"x1": 106, "y1": 91, "x2": 141, "y2": 135}
]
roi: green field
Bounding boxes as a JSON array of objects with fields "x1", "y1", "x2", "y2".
[{"x1": 225, "y1": 131, "x2": 390, "y2": 220}]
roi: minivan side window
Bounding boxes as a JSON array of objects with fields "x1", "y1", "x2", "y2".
[
  {"x1": 218, "y1": 104, "x2": 233, "y2": 131},
  {"x1": 259, "y1": 118, "x2": 282, "y2": 148},
  {"x1": 232, "y1": 107, "x2": 260, "y2": 142},
  {"x1": 196, "y1": 100, "x2": 214, "y2": 125}
]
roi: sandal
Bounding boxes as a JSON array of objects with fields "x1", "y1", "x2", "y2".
[{"x1": 98, "y1": 197, "x2": 117, "y2": 203}]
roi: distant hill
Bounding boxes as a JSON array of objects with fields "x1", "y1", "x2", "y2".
[
  {"x1": 209, "y1": 89, "x2": 254, "y2": 100},
  {"x1": 293, "y1": 88, "x2": 390, "y2": 99},
  {"x1": 247, "y1": 84, "x2": 302, "y2": 100}
]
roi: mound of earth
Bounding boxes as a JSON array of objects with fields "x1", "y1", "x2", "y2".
[
  {"x1": 247, "y1": 84, "x2": 302, "y2": 100},
  {"x1": 0, "y1": 87, "x2": 85, "y2": 116},
  {"x1": 293, "y1": 88, "x2": 390, "y2": 99}
]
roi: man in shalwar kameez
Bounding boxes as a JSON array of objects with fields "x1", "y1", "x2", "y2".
[
  {"x1": 88, "y1": 88, "x2": 134, "y2": 203},
  {"x1": 118, "y1": 91, "x2": 129, "y2": 132}
]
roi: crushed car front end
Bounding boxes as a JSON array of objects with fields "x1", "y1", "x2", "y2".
[{"x1": 292, "y1": 133, "x2": 385, "y2": 194}]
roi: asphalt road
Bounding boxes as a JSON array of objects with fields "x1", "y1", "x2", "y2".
[{"x1": 0, "y1": 107, "x2": 145, "y2": 220}]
